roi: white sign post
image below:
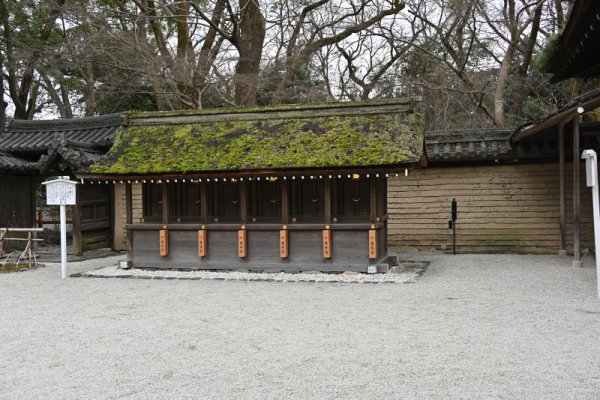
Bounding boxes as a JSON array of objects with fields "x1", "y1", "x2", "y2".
[
  {"x1": 42, "y1": 177, "x2": 77, "y2": 279},
  {"x1": 581, "y1": 150, "x2": 600, "y2": 299}
]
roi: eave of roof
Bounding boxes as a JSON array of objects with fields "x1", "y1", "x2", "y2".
[
  {"x1": 90, "y1": 99, "x2": 424, "y2": 176},
  {"x1": 0, "y1": 114, "x2": 122, "y2": 153},
  {"x1": 511, "y1": 88, "x2": 600, "y2": 142},
  {"x1": 541, "y1": 1, "x2": 600, "y2": 82},
  {"x1": 0, "y1": 152, "x2": 36, "y2": 173}
]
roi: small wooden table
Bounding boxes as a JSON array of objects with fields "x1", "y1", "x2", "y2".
[{"x1": 0, "y1": 227, "x2": 44, "y2": 266}]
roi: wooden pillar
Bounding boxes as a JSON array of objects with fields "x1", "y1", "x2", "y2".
[
  {"x1": 369, "y1": 177, "x2": 377, "y2": 223},
  {"x1": 175, "y1": 183, "x2": 182, "y2": 217},
  {"x1": 251, "y1": 181, "x2": 258, "y2": 218},
  {"x1": 72, "y1": 184, "x2": 83, "y2": 256},
  {"x1": 573, "y1": 117, "x2": 582, "y2": 267},
  {"x1": 378, "y1": 177, "x2": 388, "y2": 256},
  {"x1": 240, "y1": 181, "x2": 247, "y2": 225},
  {"x1": 29, "y1": 176, "x2": 36, "y2": 229},
  {"x1": 162, "y1": 181, "x2": 169, "y2": 225},
  {"x1": 281, "y1": 180, "x2": 289, "y2": 225},
  {"x1": 323, "y1": 178, "x2": 332, "y2": 259},
  {"x1": 324, "y1": 178, "x2": 331, "y2": 224},
  {"x1": 125, "y1": 182, "x2": 133, "y2": 260},
  {"x1": 200, "y1": 182, "x2": 207, "y2": 225},
  {"x1": 559, "y1": 123, "x2": 567, "y2": 256}
]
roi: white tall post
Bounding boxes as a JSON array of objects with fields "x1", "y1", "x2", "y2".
[
  {"x1": 43, "y1": 177, "x2": 77, "y2": 280},
  {"x1": 581, "y1": 150, "x2": 600, "y2": 299},
  {"x1": 60, "y1": 204, "x2": 67, "y2": 279}
]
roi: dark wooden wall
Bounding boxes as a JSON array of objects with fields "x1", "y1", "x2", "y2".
[
  {"x1": 72, "y1": 183, "x2": 112, "y2": 254},
  {"x1": 0, "y1": 176, "x2": 34, "y2": 227}
]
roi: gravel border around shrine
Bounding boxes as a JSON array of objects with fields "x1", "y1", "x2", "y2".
[{"x1": 76, "y1": 261, "x2": 428, "y2": 284}]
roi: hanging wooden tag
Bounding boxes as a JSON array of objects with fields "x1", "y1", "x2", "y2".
[
  {"x1": 159, "y1": 229, "x2": 168, "y2": 256},
  {"x1": 238, "y1": 229, "x2": 247, "y2": 258},
  {"x1": 198, "y1": 229, "x2": 207, "y2": 257},
  {"x1": 368, "y1": 229, "x2": 377, "y2": 260},
  {"x1": 279, "y1": 229, "x2": 288, "y2": 258},
  {"x1": 323, "y1": 229, "x2": 332, "y2": 259}
]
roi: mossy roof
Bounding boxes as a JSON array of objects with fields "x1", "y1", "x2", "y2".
[{"x1": 90, "y1": 99, "x2": 424, "y2": 175}]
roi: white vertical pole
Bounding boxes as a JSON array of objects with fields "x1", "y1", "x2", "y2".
[
  {"x1": 581, "y1": 149, "x2": 600, "y2": 299},
  {"x1": 592, "y1": 179, "x2": 600, "y2": 299},
  {"x1": 60, "y1": 203, "x2": 67, "y2": 279}
]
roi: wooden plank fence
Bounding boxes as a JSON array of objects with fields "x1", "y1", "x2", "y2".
[{"x1": 387, "y1": 163, "x2": 594, "y2": 254}]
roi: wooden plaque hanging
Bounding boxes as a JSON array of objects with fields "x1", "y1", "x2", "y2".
[
  {"x1": 322, "y1": 229, "x2": 332, "y2": 259},
  {"x1": 368, "y1": 229, "x2": 377, "y2": 260},
  {"x1": 279, "y1": 230, "x2": 288, "y2": 258},
  {"x1": 238, "y1": 229, "x2": 247, "y2": 258},
  {"x1": 198, "y1": 229, "x2": 207, "y2": 257},
  {"x1": 159, "y1": 229, "x2": 169, "y2": 256}
]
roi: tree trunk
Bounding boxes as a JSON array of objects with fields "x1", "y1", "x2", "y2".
[
  {"x1": 85, "y1": 61, "x2": 95, "y2": 116},
  {"x1": 0, "y1": 53, "x2": 6, "y2": 131},
  {"x1": 174, "y1": 0, "x2": 191, "y2": 101},
  {"x1": 233, "y1": 0, "x2": 265, "y2": 106},
  {"x1": 494, "y1": 44, "x2": 514, "y2": 127},
  {"x1": 194, "y1": 0, "x2": 226, "y2": 106},
  {"x1": 511, "y1": 3, "x2": 543, "y2": 118}
]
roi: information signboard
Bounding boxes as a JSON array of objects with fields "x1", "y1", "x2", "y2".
[{"x1": 43, "y1": 178, "x2": 77, "y2": 205}]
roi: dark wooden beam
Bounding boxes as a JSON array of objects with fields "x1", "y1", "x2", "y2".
[
  {"x1": 370, "y1": 177, "x2": 377, "y2": 223},
  {"x1": 72, "y1": 185, "x2": 83, "y2": 256},
  {"x1": 200, "y1": 182, "x2": 207, "y2": 225},
  {"x1": 28, "y1": 176, "x2": 35, "y2": 229},
  {"x1": 162, "y1": 181, "x2": 169, "y2": 225},
  {"x1": 324, "y1": 178, "x2": 331, "y2": 224},
  {"x1": 376, "y1": 177, "x2": 386, "y2": 218},
  {"x1": 127, "y1": 221, "x2": 385, "y2": 231},
  {"x1": 176, "y1": 183, "x2": 183, "y2": 217},
  {"x1": 125, "y1": 182, "x2": 133, "y2": 259},
  {"x1": 281, "y1": 180, "x2": 289, "y2": 225},
  {"x1": 240, "y1": 182, "x2": 247, "y2": 225},
  {"x1": 250, "y1": 181, "x2": 257, "y2": 219},
  {"x1": 559, "y1": 123, "x2": 567, "y2": 255}
]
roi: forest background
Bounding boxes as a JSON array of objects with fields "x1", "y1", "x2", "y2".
[{"x1": 0, "y1": 0, "x2": 595, "y2": 131}]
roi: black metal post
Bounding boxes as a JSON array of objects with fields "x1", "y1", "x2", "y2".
[{"x1": 451, "y1": 198, "x2": 457, "y2": 255}]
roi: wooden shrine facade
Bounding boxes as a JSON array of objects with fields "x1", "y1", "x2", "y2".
[{"x1": 115, "y1": 173, "x2": 391, "y2": 272}]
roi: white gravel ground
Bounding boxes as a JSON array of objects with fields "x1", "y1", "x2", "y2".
[{"x1": 1, "y1": 253, "x2": 600, "y2": 399}]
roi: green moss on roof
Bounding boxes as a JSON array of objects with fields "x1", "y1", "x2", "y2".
[{"x1": 92, "y1": 101, "x2": 423, "y2": 175}]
